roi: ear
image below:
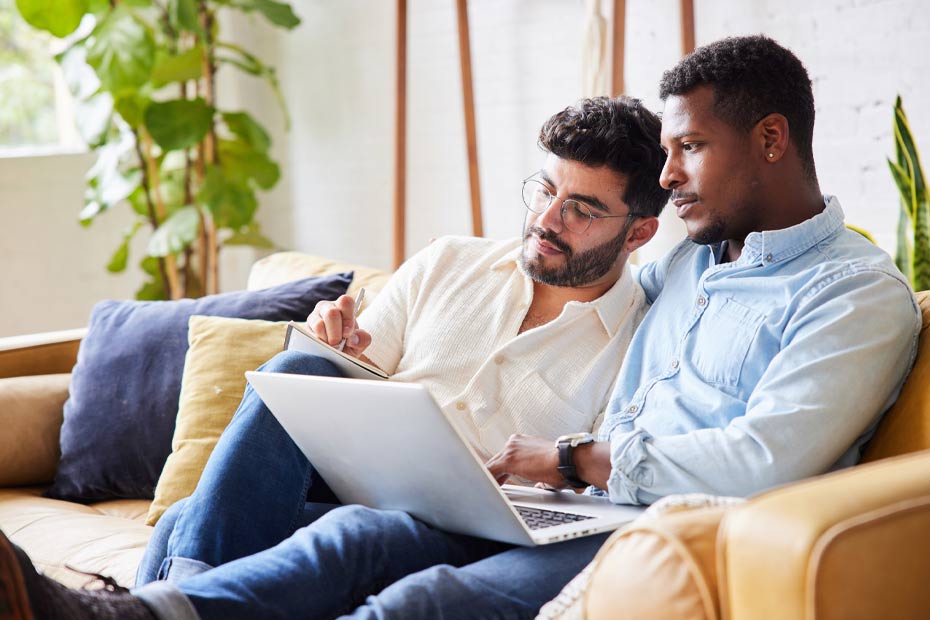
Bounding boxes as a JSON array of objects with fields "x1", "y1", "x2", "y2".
[
  {"x1": 624, "y1": 216, "x2": 659, "y2": 253},
  {"x1": 756, "y1": 113, "x2": 790, "y2": 163}
]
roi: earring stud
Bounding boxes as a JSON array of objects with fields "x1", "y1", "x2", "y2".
[{"x1": 767, "y1": 153, "x2": 775, "y2": 158}]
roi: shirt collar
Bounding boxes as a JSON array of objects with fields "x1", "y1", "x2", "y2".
[
  {"x1": 719, "y1": 195, "x2": 846, "y2": 266},
  {"x1": 492, "y1": 241, "x2": 638, "y2": 338}
]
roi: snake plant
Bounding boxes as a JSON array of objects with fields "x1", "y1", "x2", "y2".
[{"x1": 888, "y1": 95, "x2": 930, "y2": 291}]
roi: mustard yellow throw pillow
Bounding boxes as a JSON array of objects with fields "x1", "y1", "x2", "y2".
[{"x1": 145, "y1": 315, "x2": 288, "y2": 526}]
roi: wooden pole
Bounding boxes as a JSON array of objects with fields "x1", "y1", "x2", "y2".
[
  {"x1": 610, "y1": 0, "x2": 626, "y2": 96},
  {"x1": 680, "y1": 0, "x2": 695, "y2": 55},
  {"x1": 393, "y1": 0, "x2": 407, "y2": 269},
  {"x1": 455, "y1": 0, "x2": 483, "y2": 237}
]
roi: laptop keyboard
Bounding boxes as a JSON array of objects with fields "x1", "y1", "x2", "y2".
[{"x1": 515, "y1": 505, "x2": 595, "y2": 530}]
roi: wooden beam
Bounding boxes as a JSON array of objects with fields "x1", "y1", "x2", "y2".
[
  {"x1": 455, "y1": 0, "x2": 483, "y2": 237},
  {"x1": 393, "y1": 0, "x2": 407, "y2": 269},
  {"x1": 611, "y1": 0, "x2": 626, "y2": 96},
  {"x1": 680, "y1": 0, "x2": 695, "y2": 55}
]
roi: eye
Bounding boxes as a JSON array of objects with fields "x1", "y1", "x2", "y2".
[{"x1": 682, "y1": 142, "x2": 700, "y2": 152}]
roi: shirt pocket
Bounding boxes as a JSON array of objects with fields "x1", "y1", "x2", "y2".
[{"x1": 689, "y1": 297, "x2": 765, "y2": 386}]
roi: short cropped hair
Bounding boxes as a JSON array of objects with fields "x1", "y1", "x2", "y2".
[
  {"x1": 538, "y1": 96, "x2": 670, "y2": 217},
  {"x1": 659, "y1": 34, "x2": 817, "y2": 180}
]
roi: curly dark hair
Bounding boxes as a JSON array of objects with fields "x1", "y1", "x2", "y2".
[
  {"x1": 538, "y1": 96, "x2": 670, "y2": 218},
  {"x1": 659, "y1": 34, "x2": 817, "y2": 180}
]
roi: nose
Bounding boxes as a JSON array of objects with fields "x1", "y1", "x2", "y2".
[
  {"x1": 659, "y1": 152, "x2": 683, "y2": 190},
  {"x1": 536, "y1": 197, "x2": 564, "y2": 233}
]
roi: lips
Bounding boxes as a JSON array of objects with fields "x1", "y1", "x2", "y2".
[
  {"x1": 534, "y1": 237, "x2": 564, "y2": 256},
  {"x1": 671, "y1": 194, "x2": 699, "y2": 218}
]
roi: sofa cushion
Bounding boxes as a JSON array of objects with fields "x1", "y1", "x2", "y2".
[
  {"x1": 863, "y1": 290, "x2": 930, "y2": 461},
  {"x1": 0, "y1": 374, "x2": 70, "y2": 486},
  {"x1": 46, "y1": 273, "x2": 352, "y2": 503},
  {"x1": 247, "y1": 251, "x2": 391, "y2": 310},
  {"x1": 146, "y1": 316, "x2": 290, "y2": 526},
  {"x1": 0, "y1": 487, "x2": 151, "y2": 588}
]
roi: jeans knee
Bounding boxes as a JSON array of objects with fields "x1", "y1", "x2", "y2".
[{"x1": 260, "y1": 350, "x2": 343, "y2": 377}]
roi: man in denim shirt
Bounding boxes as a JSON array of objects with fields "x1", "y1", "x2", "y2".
[{"x1": 1, "y1": 35, "x2": 921, "y2": 620}]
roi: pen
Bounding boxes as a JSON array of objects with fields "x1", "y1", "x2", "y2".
[{"x1": 336, "y1": 288, "x2": 365, "y2": 352}]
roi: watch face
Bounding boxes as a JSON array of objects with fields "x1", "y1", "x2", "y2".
[{"x1": 556, "y1": 432, "x2": 593, "y2": 444}]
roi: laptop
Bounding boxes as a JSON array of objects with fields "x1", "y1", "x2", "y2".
[{"x1": 245, "y1": 371, "x2": 645, "y2": 546}]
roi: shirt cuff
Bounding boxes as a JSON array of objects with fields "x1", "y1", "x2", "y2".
[{"x1": 606, "y1": 429, "x2": 653, "y2": 505}]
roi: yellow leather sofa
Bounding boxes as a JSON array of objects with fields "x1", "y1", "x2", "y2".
[{"x1": 1, "y1": 251, "x2": 929, "y2": 619}]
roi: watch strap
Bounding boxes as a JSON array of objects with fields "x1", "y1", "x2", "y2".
[{"x1": 557, "y1": 441, "x2": 589, "y2": 488}]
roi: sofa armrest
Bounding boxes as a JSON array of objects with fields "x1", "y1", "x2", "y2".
[
  {"x1": 0, "y1": 373, "x2": 71, "y2": 486},
  {"x1": 0, "y1": 329, "x2": 85, "y2": 379},
  {"x1": 719, "y1": 449, "x2": 930, "y2": 620}
]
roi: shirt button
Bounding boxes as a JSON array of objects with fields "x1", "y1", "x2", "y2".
[
  {"x1": 627, "y1": 404, "x2": 638, "y2": 414},
  {"x1": 765, "y1": 253, "x2": 773, "y2": 262},
  {"x1": 671, "y1": 359, "x2": 679, "y2": 369},
  {"x1": 456, "y1": 401, "x2": 467, "y2": 411},
  {"x1": 494, "y1": 356, "x2": 504, "y2": 365},
  {"x1": 697, "y1": 295, "x2": 707, "y2": 307}
]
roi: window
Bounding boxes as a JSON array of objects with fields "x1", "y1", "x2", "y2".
[{"x1": 0, "y1": 0, "x2": 83, "y2": 156}]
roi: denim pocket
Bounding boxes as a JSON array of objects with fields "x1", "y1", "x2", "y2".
[{"x1": 689, "y1": 297, "x2": 765, "y2": 386}]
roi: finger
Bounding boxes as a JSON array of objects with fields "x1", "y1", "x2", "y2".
[
  {"x1": 344, "y1": 329, "x2": 373, "y2": 356},
  {"x1": 320, "y1": 303, "x2": 345, "y2": 346},
  {"x1": 333, "y1": 295, "x2": 358, "y2": 337}
]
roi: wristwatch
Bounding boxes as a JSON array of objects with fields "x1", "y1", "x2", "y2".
[{"x1": 555, "y1": 432, "x2": 595, "y2": 488}]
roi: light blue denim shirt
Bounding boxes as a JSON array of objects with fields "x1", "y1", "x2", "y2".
[{"x1": 595, "y1": 196, "x2": 921, "y2": 505}]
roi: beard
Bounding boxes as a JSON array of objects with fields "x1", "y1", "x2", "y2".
[{"x1": 519, "y1": 222, "x2": 630, "y2": 288}]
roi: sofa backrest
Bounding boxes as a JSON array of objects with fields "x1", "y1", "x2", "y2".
[{"x1": 862, "y1": 290, "x2": 930, "y2": 462}]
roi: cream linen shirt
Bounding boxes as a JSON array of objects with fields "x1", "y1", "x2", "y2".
[{"x1": 358, "y1": 235, "x2": 646, "y2": 460}]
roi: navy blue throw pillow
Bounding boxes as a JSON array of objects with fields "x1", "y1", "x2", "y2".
[{"x1": 46, "y1": 272, "x2": 352, "y2": 502}]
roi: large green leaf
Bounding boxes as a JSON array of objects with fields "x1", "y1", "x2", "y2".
[
  {"x1": 222, "y1": 111, "x2": 271, "y2": 152},
  {"x1": 107, "y1": 221, "x2": 143, "y2": 272},
  {"x1": 216, "y1": 42, "x2": 290, "y2": 129},
  {"x1": 226, "y1": 0, "x2": 300, "y2": 29},
  {"x1": 894, "y1": 98, "x2": 927, "y2": 202},
  {"x1": 224, "y1": 223, "x2": 275, "y2": 249},
  {"x1": 896, "y1": 200, "x2": 913, "y2": 284},
  {"x1": 114, "y1": 93, "x2": 151, "y2": 128},
  {"x1": 15, "y1": 0, "x2": 88, "y2": 37},
  {"x1": 217, "y1": 138, "x2": 279, "y2": 189},
  {"x1": 168, "y1": 0, "x2": 202, "y2": 35},
  {"x1": 148, "y1": 205, "x2": 201, "y2": 257},
  {"x1": 197, "y1": 165, "x2": 258, "y2": 229},
  {"x1": 144, "y1": 98, "x2": 214, "y2": 151},
  {"x1": 86, "y1": 7, "x2": 155, "y2": 94},
  {"x1": 151, "y1": 46, "x2": 204, "y2": 87}
]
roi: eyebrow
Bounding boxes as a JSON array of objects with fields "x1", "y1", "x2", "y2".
[{"x1": 538, "y1": 170, "x2": 612, "y2": 214}]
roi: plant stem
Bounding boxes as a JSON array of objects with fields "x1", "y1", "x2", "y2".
[
  {"x1": 141, "y1": 127, "x2": 182, "y2": 299},
  {"x1": 133, "y1": 129, "x2": 173, "y2": 299},
  {"x1": 199, "y1": 0, "x2": 220, "y2": 294}
]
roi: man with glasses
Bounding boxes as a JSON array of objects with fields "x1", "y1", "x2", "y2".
[{"x1": 0, "y1": 96, "x2": 671, "y2": 620}]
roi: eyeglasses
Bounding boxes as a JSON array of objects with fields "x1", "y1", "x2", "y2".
[{"x1": 521, "y1": 176, "x2": 635, "y2": 234}]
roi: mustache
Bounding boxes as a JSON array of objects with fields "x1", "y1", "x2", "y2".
[
  {"x1": 525, "y1": 226, "x2": 572, "y2": 256},
  {"x1": 670, "y1": 191, "x2": 699, "y2": 203}
]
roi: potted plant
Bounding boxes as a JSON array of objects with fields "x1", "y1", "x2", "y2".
[
  {"x1": 888, "y1": 95, "x2": 929, "y2": 291},
  {"x1": 14, "y1": 0, "x2": 300, "y2": 299}
]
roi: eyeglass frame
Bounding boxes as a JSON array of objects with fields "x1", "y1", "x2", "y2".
[{"x1": 521, "y1": 174, "x2": 638, "y2": 234}]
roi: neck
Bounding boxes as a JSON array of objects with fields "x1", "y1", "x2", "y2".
[{"x1": 725, "y1": 181, "x2": 824, "y2": 263}]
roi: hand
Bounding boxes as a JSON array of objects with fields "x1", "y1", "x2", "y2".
[
  {"x1": 485, "y1": 434, "x2": 564, "y2": 487},
  {"x1": 306, "y1": 295, "x2": 372, "y2": 357}
]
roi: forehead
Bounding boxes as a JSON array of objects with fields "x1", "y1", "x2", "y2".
[
  {"x1": 660, "y1": 85, "x2": 731, "y2": 143},
  {"x1": 542, "y1": 154, "x2": 626, "y2": 194}
]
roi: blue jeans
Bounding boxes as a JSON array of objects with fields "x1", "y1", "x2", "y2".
[
  {"x1": 135, "y1": 350, "x2": 607, "y2": 619},
  {"x1": 137, "y1": 350, "x2": 345, "y2": 584},
  {"x1": 135, "y1": 504, "x2": 607, "y2": 620}
]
